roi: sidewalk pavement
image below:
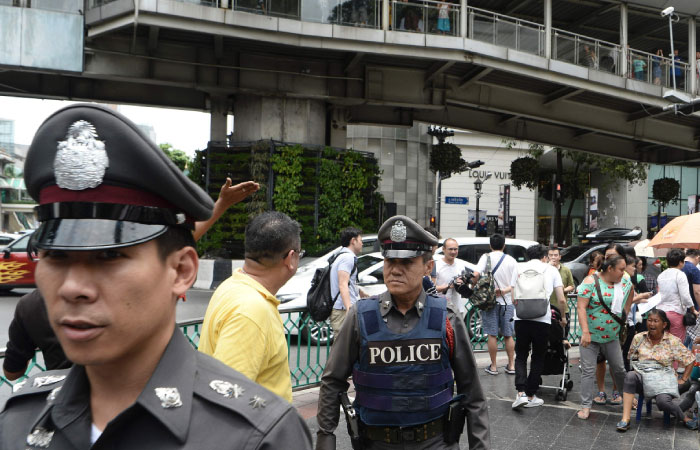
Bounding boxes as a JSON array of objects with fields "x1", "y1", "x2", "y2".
[{"x1": 293, "y1": 348, "x2": 700, "y2": 450}]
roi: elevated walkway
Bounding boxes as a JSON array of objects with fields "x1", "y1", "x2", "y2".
[{"x1": 2, "y1": 0, "x2": 700, "y2": 163}]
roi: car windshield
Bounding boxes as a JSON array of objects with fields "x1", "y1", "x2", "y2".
[
  {"x1": 560, "y1": 245, "x2": 591, "y2": 263},
  {"x1": 357, "y1": 255, "x2": 383, "y2": 273}
]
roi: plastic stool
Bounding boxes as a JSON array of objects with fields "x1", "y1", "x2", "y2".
[{"x1": 636, "y1": 393, "x2": 671, "y2": 425}]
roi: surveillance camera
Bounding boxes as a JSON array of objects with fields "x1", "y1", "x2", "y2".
[
  {"x1": 485, "y1": 172, "x2": 493, "y2": 180},
  {"x1": 661, "y1": 6, "x2": 674, "y2": 17}
]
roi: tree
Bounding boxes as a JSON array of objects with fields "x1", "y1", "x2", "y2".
[
  {"x1": 507, "y1": 140, "x2": 648, "y2": 245},
  {"x1": 651, "y1": 177, "x2": 680, "y2": 231},
  {"x1": 159, "y1": 143, "x2": 189, "y2": 172}
]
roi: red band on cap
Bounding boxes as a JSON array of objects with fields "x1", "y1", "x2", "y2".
[
  {"x1": 382, "y1": 239, "x2": 424, "y2": 244},
  {"x1": 40, "y1": 185, "x2": 178, "y2": 210}
]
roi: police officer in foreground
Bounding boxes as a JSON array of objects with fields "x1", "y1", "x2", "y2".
[
  {"x1": 0, "y1": 104, "x2": 312, "y2": 449},
  {"x1": 315, "y1": 216, "x2": 489, "y2": 450}
]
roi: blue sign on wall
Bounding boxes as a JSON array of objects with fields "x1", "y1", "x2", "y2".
[{"x1": 445, "y1": 196, "x2": 468, "y2": 205}]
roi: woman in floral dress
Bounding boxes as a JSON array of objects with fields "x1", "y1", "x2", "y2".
[{"x1": 576, "y1": 255, "x2": 636, "y2": 419}]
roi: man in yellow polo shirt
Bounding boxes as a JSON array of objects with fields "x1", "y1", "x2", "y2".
[{"x1": 199, "y1": 211, "x2": 302, "y2": 402}]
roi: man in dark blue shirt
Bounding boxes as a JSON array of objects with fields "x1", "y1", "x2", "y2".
[{"x1": 682, "y1": 249, "x2": 700, "y2": 310}]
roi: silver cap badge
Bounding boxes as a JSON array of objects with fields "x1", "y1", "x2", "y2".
[
  {"x1": 54, "y1": 120, "x2": 109, "y2": 190},
  {"x1": 33, "y1": 375, "x2": 66, "y2": 388},
  {"x1": 389, "y1": 220, "x2": 407, "y2": 242},
  {"x1": 154, "y1": 387, "x2": 182, "y2": 409},
  {"x1": 26, "y1": 427, "x2": 54, "y2": 448},
  {"x1": 209, "y1": 380, "x2": 245, "y2": 399},
  {"x1": 249, "y1": 395, "x2": 266, "y2": 409}
]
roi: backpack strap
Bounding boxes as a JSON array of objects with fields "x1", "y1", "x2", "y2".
[
  {"x1": 492, "y1": 253, "x2": 506, "y2": 275},
  {"x1": 491, "y1": 253, "x2": 508, "y2": 306}
]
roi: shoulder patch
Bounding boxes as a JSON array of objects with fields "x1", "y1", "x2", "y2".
[
  {"x1": 1, "y1": 369, "x2": 70, "y2": 412},
  {"x1": 194, "y1": 352, "x2": 294, "y2": 434}
]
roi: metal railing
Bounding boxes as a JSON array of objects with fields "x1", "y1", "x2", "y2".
[
  {"x1": 296, "y1": 0, "x2": 381, "y2": 29},
  {"x1": 627, "y1": 48, "x2": 691, "y2": 92},
  {"x1": 233, "y1": 0, "x2": 300, "y2": 20},
  {"x1": 392, "y1": 0, "x2": 459, "y2": 36},
  {"x1": 2, "y1": 0, "x2": 83, "y2": 13},
  {"x1": 0, "y1": 299, "x2": 583, "y2": 393},
  {"x1": 466, "y1": 295, "x2": 581, "y2": 351},
  {"x1": 552, "y1": 29, "x2": 621, "y2": 76},
  {"x1": 467, "y1": 6, "x2": 545, "y2": 56}
]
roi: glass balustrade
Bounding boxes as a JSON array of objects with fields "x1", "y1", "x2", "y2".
[
  {"x1": 552, "y1": 29, "x2": 621, "y2": 75},
  {"x1": 627, "y1": 49, "x2": 691, "y2": 92},
  {"x1": 301, "y1": 0, "x2": 381, "y2": 29},
  {"x1": 467, "y1": 6, "x2": 544, "y2": 56},
  {"x1": 392, "y1": 0, "x2": 459, "y2": 36},
  {"x1": 234, "y1": 0, "x2": 300, "y2": 19}
]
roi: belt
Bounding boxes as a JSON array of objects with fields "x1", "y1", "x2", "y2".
[{"x1": 361, "y1": 418, "x2": 443, "y2": 444}]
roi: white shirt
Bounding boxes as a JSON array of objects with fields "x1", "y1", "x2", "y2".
[
  {"x1": 656, "y1": 267, "x2": 694, "y2": 315},
  {"x1": 512, "y1": 259, "x2": 563, "y2": 323},
  {"x1": 435, "y1": 257, "x2": 474, "y2": 313},
  {"x1": 476, "y1": 251, "x2": 518, "y2": 305}
]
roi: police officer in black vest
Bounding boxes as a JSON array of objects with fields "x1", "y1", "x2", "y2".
[
  {"x1": 316, "y1": 216, "x2": 489, "y2": 449},
  {"x1": 0, "y1": 104, "x2": 311, "y2": 450}
]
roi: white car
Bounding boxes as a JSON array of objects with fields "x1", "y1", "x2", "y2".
[
  {"x1": 277, "y1": 236, "x2": 378, "y2": 345},
  {"x1": 277, "y1": 247, "x2": 474, "y2": 345},
  {"x1": 434, "y1": 237, "x2": 539, "y2": 265}
]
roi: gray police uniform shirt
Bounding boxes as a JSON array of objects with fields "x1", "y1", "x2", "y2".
[
  {"x1": 0, "y1": 329, "x2": 312, "y2": 450},
  {"x1": 315, "y1": 290, "x2": 490, "y2": 450}
]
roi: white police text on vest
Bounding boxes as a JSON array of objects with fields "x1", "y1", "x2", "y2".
[{"x1": 367, "y1": 339, "x2": 442, "y2": 366}]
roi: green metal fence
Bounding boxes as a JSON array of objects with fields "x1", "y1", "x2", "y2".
[
  {"x1": 1, "y1": 298, "x2": 582, "y2": 394},
  {"x1": 466, "y1": 295, "x2": 582, "y2": 350}
]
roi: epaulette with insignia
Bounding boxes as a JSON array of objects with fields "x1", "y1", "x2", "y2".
[
  {"x1": 1, "y1": 370, "x2": 69, "y2": 411},
  {"x1": 193, "y1": 352, "x2": 293, "y2": 434}
]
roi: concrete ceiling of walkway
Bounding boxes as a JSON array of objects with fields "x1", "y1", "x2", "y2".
[{"x1": 469, "y1": 0, "x2": 696, "y2": 57}]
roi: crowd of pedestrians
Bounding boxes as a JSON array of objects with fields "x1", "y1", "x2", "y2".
[{"x1": 572, "y1": 245, "x2": 700, "y2": 431}]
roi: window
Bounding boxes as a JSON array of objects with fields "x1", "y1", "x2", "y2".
[
  {"x1": 9, "y1": 234, "x2": 29, "y2": 253},
  {"x1": 505, "y1": 245, "x2": 527, "y2": 263},
  {"x1": 357, "y1": 255, "x2": 382, "y2": 273}
]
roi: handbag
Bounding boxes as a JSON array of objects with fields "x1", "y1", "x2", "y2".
[
  {"x1": 682, "y1": 307, "x2": 696, "y2": 327},
  {"x1": 593, "y1": 274, "x2": 628, "y2": 343},
  {"x1": 631, "y1": 359, "x2": 680, "y2": 398}
]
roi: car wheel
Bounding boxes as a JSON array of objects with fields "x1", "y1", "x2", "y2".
[
  {"x1": 465, "y1": 307, "x2": 486, "y2": 343},
  {"x1": 300, "y1": 313, "x2": 334, "y2": 346}
]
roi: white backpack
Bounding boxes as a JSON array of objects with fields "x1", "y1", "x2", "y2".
[{"x1": 514, "y1": 265, "x2": 549, "y2": 319}]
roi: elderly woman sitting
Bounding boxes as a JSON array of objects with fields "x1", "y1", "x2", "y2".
[{"x1": 616, "y1": 309, "x2": 698, "y2": 431}]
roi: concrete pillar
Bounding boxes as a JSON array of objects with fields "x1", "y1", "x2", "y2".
[
  {"x1": 620, "y1": 3, "x2": 628, "y2": 78},
  {"x1": 689, "y1": 18, "x2": 697, "y2": 95},
  {"x1": 232, "y1": 95, "x2": 326, "y2": 145},
  {"x1": 382, "y1": 0, "x2": 389, "y2": 31},
  {"x1": 460, "y1": 0, "x2": 467, "y2": 38},
  {"x1": 209, "y1": 96, "x2": 229, "y2": 143},
  {"x1": 329, "y1": 108, "x2": 348, "y2": 148},
  {"x1": 544, "y1": 0, "x2": 552, "y2": 59}
]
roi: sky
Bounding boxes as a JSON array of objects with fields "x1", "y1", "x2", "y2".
[{"x1": 0, "y1": 96, "x2": 213, "y2": 156}]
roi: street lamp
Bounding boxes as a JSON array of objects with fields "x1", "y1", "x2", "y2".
[{"x1": 474, "y1": 172, "x2": 492, "y2": 237}]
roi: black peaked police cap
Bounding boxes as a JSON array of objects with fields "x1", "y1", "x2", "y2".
[
  {"x1": 24, "y1": 103, "x2": 214, "y2": 250},
  {"x1": 378, "y1": 215, "x2": 438, "y2": 259}
]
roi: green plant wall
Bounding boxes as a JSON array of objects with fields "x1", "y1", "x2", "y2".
[{"x1": 189, "y1": 141, "x2": 382, "y2": 258}]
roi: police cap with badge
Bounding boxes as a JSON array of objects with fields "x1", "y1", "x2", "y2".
[
  {"x1": 378, "y1": 215, "x2": 437, "y2": 259},
  {"x1": 24, "y1": 104, "x2": 214, "y2": 250}
]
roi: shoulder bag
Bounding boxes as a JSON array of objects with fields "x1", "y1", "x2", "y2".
[
  {"x1": 629, "y1": 334, "x2": 680, "y2": 398},
  {"x1": 593, "y1": 274, "x2": 628, "y2": 343}
]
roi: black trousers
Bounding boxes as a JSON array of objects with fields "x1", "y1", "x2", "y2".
[{"x1": 514, "y1": 320, "x2": 550, "y2": 397}]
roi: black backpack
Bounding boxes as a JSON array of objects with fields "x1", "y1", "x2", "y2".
[{"x1": 306, "y1": 251, "x2": 356, "y2": 322}]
